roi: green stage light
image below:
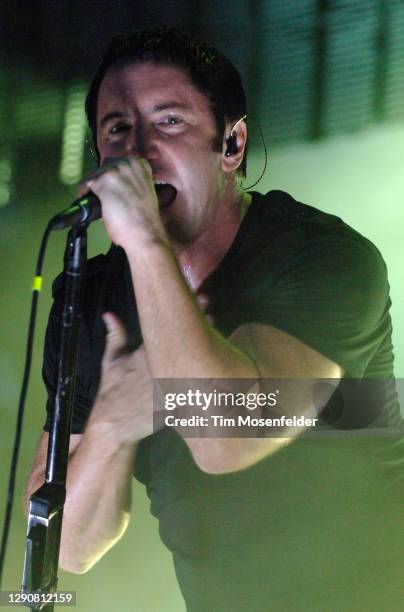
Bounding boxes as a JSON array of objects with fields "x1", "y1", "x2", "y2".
[{"x1": 59, "y1": 83, "x2": 87, "y2": 186}]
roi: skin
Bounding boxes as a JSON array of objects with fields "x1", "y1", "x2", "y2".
[
  {"x1": 26, "y1": 60, "x2": 343, "y2": 574},
  {"x1": 89, "y1": 59, "x2": 250, "y2": 286}
]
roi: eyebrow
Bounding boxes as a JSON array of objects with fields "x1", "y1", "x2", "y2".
[
  {"x1": 99, "y1": 102, "x2": 191, "y2": 129},
  {"x1": 151, "y1": 101, "x2": 190, "y2": 112}
]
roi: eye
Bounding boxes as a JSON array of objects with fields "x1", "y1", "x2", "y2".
[
  {"x1": 109, "y1": 123, "x2": 131, "y2": 135},
  {"x1": 158, "y1": 116, "x2": 183, "y2": 126}
]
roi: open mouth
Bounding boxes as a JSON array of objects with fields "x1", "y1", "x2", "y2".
[{"x1": 154, "y1": 183, "x2": 177, "y2": 208}]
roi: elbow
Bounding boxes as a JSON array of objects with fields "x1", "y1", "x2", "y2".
[
  {"x1": 199, "y1": 465, "x2": 238, "y2": 476},
  {"x1": 59, "y1": 557, "x2": 94, "y2": 575},
  {"x1": 58, "y1": 546, "x2": 95, "y2": 575},
  {"x1": 58, "y1": 541, "x2": 101, "y2": 575},
  {"x1": 58, "y1": 513, "x2": 130, "y2": 575},
  {"x1": 196, "y1": 456, "x2": 250, "y2": 475},
  {"x1": 190, "y1": 438, "x2": 289, "y2": 475},
  {"x1": 191, "y1": 442, "x2": 248, "y2": 475}
]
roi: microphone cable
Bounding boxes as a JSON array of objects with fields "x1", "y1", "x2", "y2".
[
  {"x1": 244, "y1": 116, "x2": 269, "y2": 191},
  {"x1": 0, "y1": 223, "x2": 52, "y2": 589}
]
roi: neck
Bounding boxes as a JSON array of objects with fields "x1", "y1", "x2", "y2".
[{"x1": 176, "y1": 188, "x2": 251, "y2": 292}]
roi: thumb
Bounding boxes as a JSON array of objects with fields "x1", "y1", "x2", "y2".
[{"x1": 102, "y1": 312, "x2": 128, "y2": 361}]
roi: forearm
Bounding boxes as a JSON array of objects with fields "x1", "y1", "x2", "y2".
[
  {"x1": 126, "y1": 241, "x2": 277, "y2": 472},
  {"x1": 125, "y1": 242, "x2": 325, "y2": 474},
  {"x1": 127, "y1": 241, "x2": 258, "y2": 379},
  {"x1": 34, "y1": 423, "x2": 137, "y2": 574}
]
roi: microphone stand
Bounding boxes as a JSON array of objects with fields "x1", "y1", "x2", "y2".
[{"x1": 22, "y1": 224, "x2": 87, "y2": 611}]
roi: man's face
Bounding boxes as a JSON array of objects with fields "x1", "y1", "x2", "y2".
[{"x1": 96, "y1": 60, "x2": 228, "y2": 246}]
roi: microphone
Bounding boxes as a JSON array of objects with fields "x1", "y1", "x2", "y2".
[{"x1": 48, "y1": 192, "x2": 101, "y2": 230}]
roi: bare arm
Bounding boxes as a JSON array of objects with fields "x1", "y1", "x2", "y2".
[
  {"x1": 183, "y1": 323, "x2": 343, "y2": 474},
  {"x1": 84, "y1": 159, "x2": 344, "y2": 475},
  {"x1": 25, "y1": 428, "x2": 137, "y2": 574},
  {"x1": 25, "y1": 332, "x2": 154, "y2": 574},
  {"x1": 126, "y1": 243, "x2": 343, "y2": 473}
]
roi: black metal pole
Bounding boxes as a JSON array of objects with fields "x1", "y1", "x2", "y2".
[{"x1": 21, "y1": 225, "x2": 87, "y2": 611}]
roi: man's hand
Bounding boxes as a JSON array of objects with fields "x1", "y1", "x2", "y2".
[
  {"x1": 87, "y1": 312, "x2": 159, "y2": 444},
  {"x1": 79, "y1": 156, "x2": 169, "y2": 250}
]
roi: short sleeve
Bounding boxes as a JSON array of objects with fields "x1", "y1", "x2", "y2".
[
  {"x1": 42, "y1": 294, "x2": 96, "y2": 434},
  {"x1": 247, "y1": 228, "x2": 391, "y2": 378},
  {"x1": 42, "y1": 263, "x2": 106, "y2": 434},
  {"x1": 42, "y1": 248, "x2": 142, "y2": 437},
  {"x1": 42, "y1": 298, "x2": 60, "y2": 430}
]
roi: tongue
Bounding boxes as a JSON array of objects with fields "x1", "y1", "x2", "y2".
[{"x1": 155, "y1": 184, "x2": 177, "y2": 208}]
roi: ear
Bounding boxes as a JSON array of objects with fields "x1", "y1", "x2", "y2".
[{"x1": 221, "y1": 119, "x2": 247, "y2": 174}]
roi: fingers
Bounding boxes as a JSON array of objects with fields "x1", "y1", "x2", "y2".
[
  {"x1": 102, "y1": 312, "x2": 130, "y2": 362},
  {"x1": 77, "y1": 157, "x2": 122, "y2": 197},
  {"x1": 77, "y1": 156, "x2": 152, "y2": 198}
]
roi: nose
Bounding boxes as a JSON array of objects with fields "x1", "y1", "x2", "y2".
[
  {"x1": 126, "y1": 121, "x2": 144, "y2": 157},
  {"x1": 127, "y1": 120, "x2": 158, "y2": 161}
]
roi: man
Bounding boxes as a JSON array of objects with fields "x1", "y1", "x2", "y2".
[{"x1": 26, "y1": 29, "x2": 402, "y2": 611}]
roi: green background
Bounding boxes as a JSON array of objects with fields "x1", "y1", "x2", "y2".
[{"x1": 1, "y1": 120, "x2": 403, "y2": 610}]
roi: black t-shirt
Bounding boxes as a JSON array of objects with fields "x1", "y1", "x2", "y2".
[{"x1": 43, "y1": 191, "x2": 403, "y2": 611}]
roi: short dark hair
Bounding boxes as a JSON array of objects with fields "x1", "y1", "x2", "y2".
[{"x1": 85, "y1": 28, "x2": 247, "y2": 176}]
